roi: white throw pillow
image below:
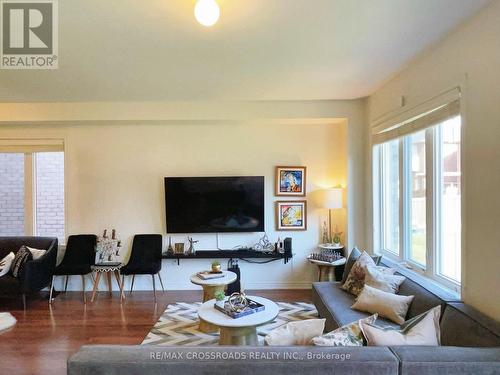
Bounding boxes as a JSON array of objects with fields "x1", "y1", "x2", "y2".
[
  {"x1": 27, "y1": 246, "x2": 46, "y2": 260},
  {"x1": 264, "y1": 319, "x2": 326, "y2": 346},
  {"x1": 0, "y1": 252, "x2": 15, "y2": 277},
  {"x1": 351, "y1": 285, "x2": 414, "y2": 324},
  {"x1": 364, "y1": 265, "x2": 406, "y2": 294},
  {"x1": 360, "y1": 306, "x2": 441, "y2": 346},
  {"x1": 312, "y1": 314, "x2": 378, "y2": 347}
]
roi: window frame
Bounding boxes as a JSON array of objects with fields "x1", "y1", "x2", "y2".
[
  {"x1": 0, "y1": 143, "x2": 66, "y2": 243},
  {"x1": 373, "y1": 118, "x2": 462, "y2": 294}
]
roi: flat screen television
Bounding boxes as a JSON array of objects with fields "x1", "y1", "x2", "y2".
[{"x1": 165, "y1": 176, "x2": 265, "y2": 233}]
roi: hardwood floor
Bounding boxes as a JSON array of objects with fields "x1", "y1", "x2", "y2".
[{"x1": 0, "y1": 289, "x2": 312, "y2": 375}]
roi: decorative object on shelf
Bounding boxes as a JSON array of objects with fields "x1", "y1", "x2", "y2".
[
  {"x1": 275, "y1": 166, "x2": 306, "y2": 196},
  {"x1": 275, "y1": 200, "x2": 307, "y2": 230},
  {"x1": 166, "y1": 236, "x2": 174, "y2": 255},
  {"x1": 96, "y1": 229, "x2": 120, "y2": 263},
  {"x1": 318, "y1": 187, "x2": 343, "y2": 243},
  {"x1": 211, "y1": 260, "x2": 221, "y2": 273},
  {"x1": 252, "y1": 233, "x2": 275, "y2": 253},
  {"x1": 174, "y1": 243, "x2": 184, "y2": 254},
  {"x1": 187, "y1": 237, "x2": 199, "y2": 255}
]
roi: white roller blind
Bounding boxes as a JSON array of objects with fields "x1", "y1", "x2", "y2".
[
  {"x1": 0, "y1": 139, "x2": 64, "y2": 153},
  {"x1": 373, "y1": 100, "x2": 460, "y2": 144}
]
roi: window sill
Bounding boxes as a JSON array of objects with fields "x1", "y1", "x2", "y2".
[{"x1": 380, "y1": 256, "x2": 461, "y2": 302}]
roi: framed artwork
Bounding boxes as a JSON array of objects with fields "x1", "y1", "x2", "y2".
[
  {"x1": 275, "y1": 166, "x2": 306, "y2": 196},
  {"x1": 275, "y1": 200, "x2": 307, "y2": 231}
]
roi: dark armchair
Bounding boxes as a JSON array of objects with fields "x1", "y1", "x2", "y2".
[
  {"x1": 0, "y1": 236, "x2": 58, "y2": 308},
  {"x1": 120, "y1": 234, "x2": 164, "y2": 302},
  {"x1": 49, "y1": 234, "x2": 97, "y2": 304}
]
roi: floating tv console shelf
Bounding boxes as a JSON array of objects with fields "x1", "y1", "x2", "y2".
[{"x1": 162, "y1": 250, "x2": 292, "y2": 265}]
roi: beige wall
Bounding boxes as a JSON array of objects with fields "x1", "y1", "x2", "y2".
[
  {"x1": 367, "y1": 0, "x2": 500, "y2": 319},
  {"x1": 0, "y1": 99, "x2": 367, "y2": 289}
]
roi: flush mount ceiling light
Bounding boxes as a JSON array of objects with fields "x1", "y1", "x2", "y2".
[{"x1": 194, "y1": 0, "x2": 220, "y2": 27}]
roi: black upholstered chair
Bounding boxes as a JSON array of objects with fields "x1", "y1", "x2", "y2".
[
  {"x1": 49, "y1": 234, "x2": 97, "y2": 303},
  {"x1": 120, "y1": 234, "x2": 164, "y2": 302}
]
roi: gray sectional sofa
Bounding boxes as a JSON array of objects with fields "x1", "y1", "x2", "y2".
[{"x1": 68, "y1": 260, "x2": 500, "y2": 375}]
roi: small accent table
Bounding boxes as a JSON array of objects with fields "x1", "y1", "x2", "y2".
[
  {"x1": 90, "y1": 263, "x2": 125, "y2": 302},
  {"x1": 198, "y1": 296, "x2": 279, "y2": 345},
  {"x1": 308, "y1": 257, "x2": 346, "y2": 282},
  {"x1": 190, "y1": 271, "x2": 237, "y2": 302}
]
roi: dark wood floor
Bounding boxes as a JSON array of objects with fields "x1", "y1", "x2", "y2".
[{"x1": 0, "y1": 289, "x2": 311, "y2": 375}]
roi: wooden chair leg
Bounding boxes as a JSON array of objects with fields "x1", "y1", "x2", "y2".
[
  {"x1": 22, "y1": 294, "x2": 26, "y2": 310},
  {"x1": 49, "y1": 275, "x2": 55, "y2": 304},
  {"x1": 113, "y1": 271, "x2": 124, "y2": 303},
  {"x1": 91, "y1": 272, "x2": 101, "y2": 302},
  {"x1": 157, "y1": 273, "x2": 165, "y2": 292},
  {"x1": 152, "y1": 274, "x2": 157, "y2": 303},
  {"x1": 120, "y1": 274, "x2": 125, "y2": 301},
  {"x1": 81, "y1": 275, "x2": 86, "y2": 304}
]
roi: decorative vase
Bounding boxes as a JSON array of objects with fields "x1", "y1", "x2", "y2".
[{"x1": 212, "y1": 264, "x2": 221, "y2": 273}]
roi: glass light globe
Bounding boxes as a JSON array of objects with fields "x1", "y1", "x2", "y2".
[{"x1": 194, "y1": 0, "x2": 220, "y2": 27}]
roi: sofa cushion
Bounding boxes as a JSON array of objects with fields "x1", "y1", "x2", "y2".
[
  {"x1": 264, "y1": 319, "x2": 326, "y2": 346},
  {"x1": 340, "y1": 248, "x2": 381, "y2": 285},
  {"x1": 312, "y1": 314, "x2": 377, "y2": 347},
  {"x1": 440, "y1": 303, "x2": 500, "y2": 347},
  {"x1": 312, "y1": 282, "x2": 398, "y2": 332},
  {"x1": 390, "y1": 346, "x2": 500, "y2": 375}
]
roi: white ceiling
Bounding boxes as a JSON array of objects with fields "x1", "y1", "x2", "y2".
[{"x1": 0, "y1": 0, "x2": 491, "y2": 102}]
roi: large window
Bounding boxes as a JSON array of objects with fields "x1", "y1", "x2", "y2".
[
  {"x1": 374, "y1": 109, "x2": 461, "y2": 292},
  {"x1": 0, "y1": 150, "x2": 65, "y2": 242}
]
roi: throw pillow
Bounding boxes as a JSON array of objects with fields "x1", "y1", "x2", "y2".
[
  {"x1": 264, "y1": 318, "x2": 326, "y2": 346},
  {"x1": 311, "y1": 314, "x2": 378, "y2": 346},
  {"x1": 341, "y1": 251, "x2": 376, "y2": 295},
  {"x1": 351, "y1": 285, "x2": 414, "y2": 325},
  {"x1": 364, "y1": 265, "x2": 406, "y2": 294},
  {"x1": 360, "y1": 306, "x2": 441, "y2": 346},
  {"x1": 0, "y1": 252, "x2": 15, "y2": 277},
  {"x1": 26, "y1": 246, "x2": 46, "y2": 260},
  {"x1": 11, "y1": 246, "x2": 33, "y2": 278},
  {"x1": 340, "y1": 247, "x2": 382, "y2": 285}
]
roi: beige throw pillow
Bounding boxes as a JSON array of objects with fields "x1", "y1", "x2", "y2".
[
  {"x1": 360, "y1": 306, "x2": 441, "y2": 346},
  {"x1": 364, "y1": 265, "x2": 406, "y2": 294},
  {"x1": 27, "y1": 246, "x2": 46, "y2": 260},
  {"x1": 264, "y1": 319, "x2": 326, "y2": 346},
  {"x1": 341, "y1": 251, "x2": 376, "y2": 295},
  {"x1": 0, "y1": 252, "x2": 15, "y2": 277},
  {"x1": 312, "y1": 314, "x2": 378, "y2": 347},
  {"x1": 351, "y1": 285, "x2": 414, "y2": 324}
]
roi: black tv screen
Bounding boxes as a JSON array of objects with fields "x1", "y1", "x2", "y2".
[{"x1": 165, "y1": 176, "x2": 265, "y2": 233}]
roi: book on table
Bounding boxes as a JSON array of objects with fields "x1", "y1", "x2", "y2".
[{"x1": 197, "y1": 271, "x2": 225, "y2": 280}]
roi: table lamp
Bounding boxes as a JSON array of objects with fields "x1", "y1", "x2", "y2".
[{"x1": 318, "y1": 188, "x2": 343, "y2": 244}]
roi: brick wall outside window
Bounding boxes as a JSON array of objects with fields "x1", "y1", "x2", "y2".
[{"x1": 0, "y1": 153, "x2": 25, "y2": 236}]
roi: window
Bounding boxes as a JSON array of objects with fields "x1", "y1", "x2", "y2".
[
  {"x1": 373, "y1": 103, "x2": 461, "y2": 292},
  {"x1": 0, "y1": 150, "x2": 65, "y2": 242}
]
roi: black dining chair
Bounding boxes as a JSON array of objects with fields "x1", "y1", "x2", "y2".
[
  {"x1": 120, "y1": 234, "x2": 164, "y2": 302},
  {"x1": 49, "y1": 234, "x2": 97, "y2": 304}
]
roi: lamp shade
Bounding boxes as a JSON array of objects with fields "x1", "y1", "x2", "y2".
[{"x1": 318, "y1": 188, "x2": 343, "y2": 209}]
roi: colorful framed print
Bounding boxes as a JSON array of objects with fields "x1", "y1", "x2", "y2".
[
  {"x1": 275, "y1": 200, "x2": 307, "y2": 231},
  {"x1": 275, "y1": 166, "x2": 306, "y2": 196}
]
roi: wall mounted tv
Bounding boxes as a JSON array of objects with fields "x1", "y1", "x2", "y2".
[{"x1": 165, "y1": 176, "x2": 265, "y2": 233}]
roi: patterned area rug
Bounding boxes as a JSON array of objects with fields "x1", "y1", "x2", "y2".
[{"x1": 142, "y1": 301, "x2": 318, "y2": 346}]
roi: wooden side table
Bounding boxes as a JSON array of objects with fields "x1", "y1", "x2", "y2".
[
  {"x1": 308, "y1": 257, "x2": 346, "y2": 282},
  {"x1": 90, "y1": 263, "x2": 125, "y2": 302}
]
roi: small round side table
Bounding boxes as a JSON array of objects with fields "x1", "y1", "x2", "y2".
[
  {"x1": 190, "y1": 271, "x2": 237, "y2": 302},
  {"x1": 308, "y1": 257, "x2": 346, "y2": 282},
  {"x1": 90, "y1": 263, "x2": 125, "y2": 302}
]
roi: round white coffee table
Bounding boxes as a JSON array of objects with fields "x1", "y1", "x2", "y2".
[
  {"x1": 198, "y1": 295, "x2": 279, "y2": 345},
  {"x1": 190, "y1": 270, "x2": 237, "y2": 302}
]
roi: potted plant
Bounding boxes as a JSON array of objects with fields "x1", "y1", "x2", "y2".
[
  {"x1": 214, "y1": 290, "x2": 226, "y2": 308},
  {"x1": 332, "y1": 225, "x2": 343, "y2": 246},
  {"x1": 211, "y1": 260, "x2": 221, "y2": 273}
]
